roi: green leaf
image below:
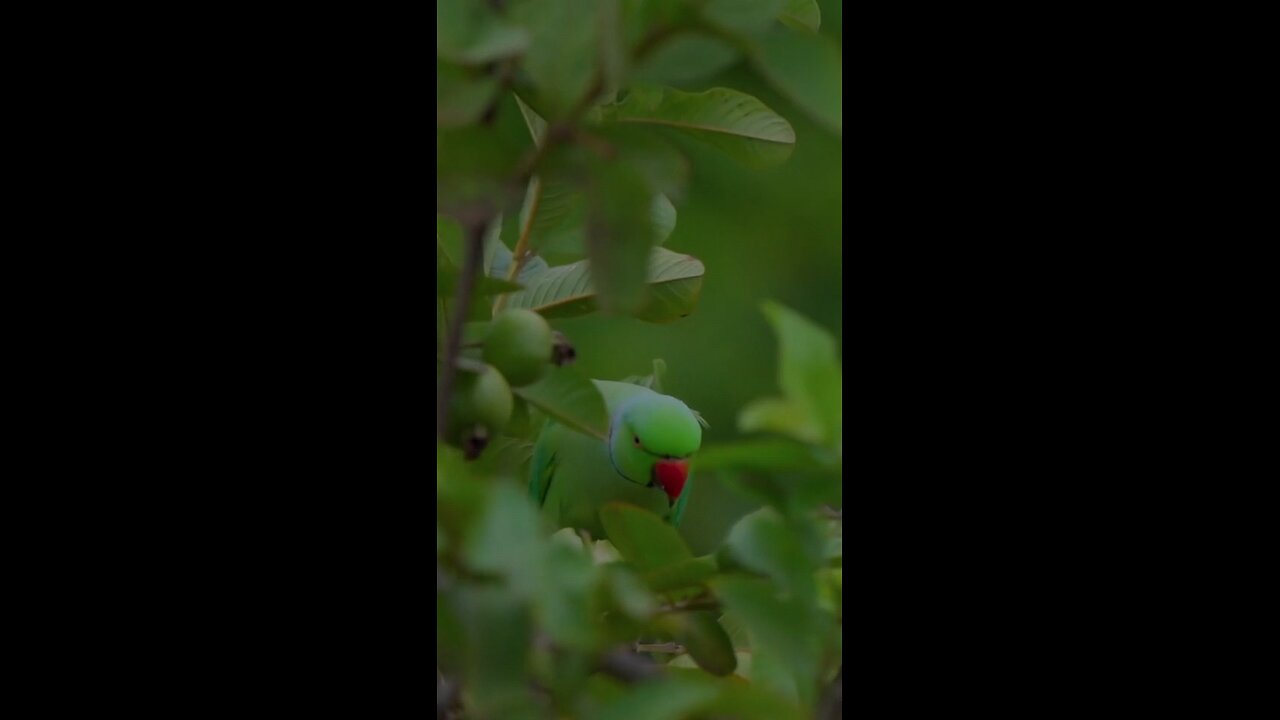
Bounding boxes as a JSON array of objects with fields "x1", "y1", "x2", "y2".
[
  {"x1": 437, "y1": 216, "x2": 464, "y2": 266},
  {"x1": 602, "y1": 86, "x2": 795, "y2": 167},
  {"x1": 699, "y1": 681, "x2": 806, "y2": 720},
  {"x1": 599, "y1": 502, "x2": 692, "y2": 571},
  {"x1": 592, "y1": 675, "x2": 718, "y2": 720},
  {"x1": 586, "y1": 161, "x2": 655, "y2": 313},
  {"x1": 694, "y1": 438, "x2": 832, "y2": 473},
  {"x1": 489, "y1": 240, "x2": 551, "y2": 284},
  {"x1": 737, "y1": 302, "x2": 841, "y2": 448},
  {"x1": 536, "y1": 542, "x2": 599, "y2": 649},
  {"x1": 437, "y1": 0, "x2": 530, "y2": 64},
  {"x1": 605, "y1": 565, "x2": 658, "y2": 620},
  {"x1": 750, "y1": 26, "x2": 842, "y2": 135},
  {"x1": 437, "y1": 268, "x2": 524, "y2": 299},
  {"x1": 652, "y1": 194, "x2": 677, "y2": 245},
  {"x1": 516, "y1": 176, "x2": 587, "y2": 258},
  {"x1": 509, "y1": 0, "x2": 600, "y2": 119},
  {"x1": 778, "y1": 0, "x2": 821, "y2": 31},
  {"x1": 737, "y1": 397, "x2": 824, "y2": 444},
  {"x1": 633, "y1": 248, "x2": 705, "y2": 323},
  {"x1": 499, "y1": 247, "x2": 705, "y2": 322},
  {"x1": 641, "y1": 554, "x2": 717, "y2": 592},
  {"x1": 438, "y1": 220, "x2": 525, "y2": 298},
  {"x1": 713, "y1": 577, "x2": 823, "y2": 710},
  {"x1": 464, "y1": 483, "x2": 544, "y2": 598},
  {"x1": 455, "y1": 585, "x2": 536, "y2": 718},
  {"x1": 675, "y1": 611, "x2": 737, "y2": 676},
  {"x1": 437, "y1": 125, "x2": 522, "y2": 218},
  {"x1": 513, "y1": 93, "x2": 549, "y2": 146},
  {"x1": 437, "y1": 61, "x2": 499, "y2": 128},
  {"x1": 633, "y1": 34, "x2": 741, "y2": 85},
  {"x1": 720, "y1": 507, "x2": 815, "y2": 596},
  {"x1": 513, "y1": 366, "x2": 608, "y2": 440},
  {"x1": 701, "y1": 0, "x2": 788, "y2": 34}
]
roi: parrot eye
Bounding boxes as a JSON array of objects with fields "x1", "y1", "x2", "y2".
[{"x1": 633, "y1": 435, "x2": 641, "y2": 447}]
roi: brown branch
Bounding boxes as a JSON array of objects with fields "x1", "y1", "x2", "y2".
[
  {"x1": 492, "y1": 176, "x2": 543, "y2": 314},
  {"x1": 436, "y1": 221, "x2": 487, "y2": 441},
  {"x1": 634, "y1": 642, "x2": 685, "y2": 654}
]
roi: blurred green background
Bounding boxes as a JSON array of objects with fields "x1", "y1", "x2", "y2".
[{"x1": 528, "y1": 3, "x2": 843, "y2": 554}]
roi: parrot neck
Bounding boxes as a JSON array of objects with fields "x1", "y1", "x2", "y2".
[{"x1": 607, "y1": 398, "x2": 643, "y2": 484}]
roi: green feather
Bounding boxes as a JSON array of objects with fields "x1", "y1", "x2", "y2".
[{"x1": 529, "y1": 378, "x2": 703, "y2": 539}]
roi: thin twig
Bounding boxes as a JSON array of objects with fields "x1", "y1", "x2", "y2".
[
  {"x1": 436, "y1": 222, "x2": 487, "y2": 441},
  {"x1": 634, "y1": 642, "x2": 685, "y2": 654},
  {"x1": 492, "y1": 176, "x2": 543, "y2": 314},
  {"x1": 659, "y1": 595, "x2": 720, "y2": 613}
]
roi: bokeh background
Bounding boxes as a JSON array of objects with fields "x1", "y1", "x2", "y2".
[{"x1": 537, "y1": 1, "x2": 843, "y2": 554}]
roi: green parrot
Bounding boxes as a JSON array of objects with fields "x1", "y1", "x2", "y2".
[{"x1": 530, "y1": 379, "x2": 705, "y2": 539}]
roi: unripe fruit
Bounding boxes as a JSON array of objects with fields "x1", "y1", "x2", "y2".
[
  {"x1": 448, "y1": 363, "x2": 513, "y2": 458},
  {"x1": 483, "y1": 309, "x2": 553, "y2": 387}
]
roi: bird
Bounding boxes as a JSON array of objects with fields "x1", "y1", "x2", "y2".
[{"x1": 530, "y1": 379, "x2": 705, "y2": 539}]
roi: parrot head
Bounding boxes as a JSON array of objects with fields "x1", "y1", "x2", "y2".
[{"x1": 609, "y1": 395, "x2": 703, "y2": 506}]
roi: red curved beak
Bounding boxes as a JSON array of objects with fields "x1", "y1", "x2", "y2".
[{"x1": 654, "y1": 459, "x2": 689, "y2": 504}]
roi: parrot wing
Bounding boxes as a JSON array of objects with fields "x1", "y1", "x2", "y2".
[{"x1": 529, "y1": 425, "x2": 558, "y2": 507}]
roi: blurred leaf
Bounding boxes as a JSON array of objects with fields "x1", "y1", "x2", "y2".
[
  {"x1": 514, "y1": 366, "x2": 609, "y2": 440},
  {"x1": 497, "y1": 247, "x2": 704, "y2": 322},
  {"x1": 642, "y1": 554, "x2": 717, "y2": 592},
  {"x1": 778, "y1": 0, "x2": 821, "y2": 31},
  {"x1": 593, "y1": 675, "x2": 717, "y2": 720},
  {"x1": 738, "y1": 301, "x2": 841, "y2": 447},
  {"x1": 605, "y1": 564, "x2": 658, "y2": 620},
  {"x1": 438, "y1": 219, "x2": 525, "y2": 299},
  {"x1": 471, "y1": 435, "x2": 535, "y2": 475},
  {"x1": 675, "y1": 611, "x2": 737, "y2": 676},
  {"x1": 750, "y1": 25, "x2": 842, "y2": 135},
  {"x1": 437, "y1": 60, "x2": 499, "y2": 127},
  {"x1": 699, "y1": 680, "x2": 806, "y2": 720},
  {"x1": 719, "y1": 611, "x2": 751, "y2": 650},
  {"x1": 694, "y1": 438, "x2": 831, "y2": 473},
  {"x1": 621, "y1": 357, "x2": 667, "y2": 392},
  {"x1": 437, "y1": 215, "x2": 464, "y2": 265},
  {"x1": 652, "y1": 194, "x2": 677, "y2": 245},
  {"x1": 437, "y1": 0, "x2": 530, "y2": 64},
  {"x1": 536, "y1": 543, "x2": 599, "y2": 649},
  {"x1": 737, "y1": 398, "x2": 824, "y2": 444},
  {"x1": 816, "y1": 567, "x2": 841, "y2": 616},
  {"x1": 720, "y1": 508, "x2": 815, "y2": 596},
  {"x1": 456, "y1": 585, "x2": 536, "y2": 718},
  {"x1": 599, "y1": 502, "x2": 693, "y2": 571},
  {"x1": 633, "y1": 34, "x2": 741, "y2": 85},
  {"x1": 464, "y1": 483, "x2": 544, "y2": 598},
  {"x1": 437, "y1": 125, "x2": 522, "y2": 219},
  {"x1": 437, "y1": 265, "x2": 524, "y2": 298},
  {"x1": 701, "y1": 0, "x2": 787, "y2": 34},
  {"x1": 713, "y1": 577, "x2": 822, "y2": 710},
  {"x1": 586, "y1": 161, "x2": 654, "y2": 313},
  {"x1": 509, "y1": 0, "x2": 600, "y2": 119},
  {"x1": 595, "y1": 125, "x2": 691, "y2": 198},
  {"x1": 602, "y1": 86, "x2": 795, "y2": 168}
]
